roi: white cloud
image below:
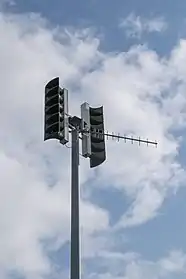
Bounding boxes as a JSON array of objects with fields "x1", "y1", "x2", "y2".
[
  {"x1": 159, "y1": 250, "x2": 186, "y2": 273},
  {"x1": 88, "y1": 250, "x2": 186, "y2": 279},
  {"x1": 0, "y1": 0, "x2": 15, "y2": 8},
  {"x1": 78, "y1": 43, "x2": 186, "y2": 227},
  {"x1": 0, "y1": 11, "x2": 109, "y2": 279},
  {"x1": 119, "y1": 13, "x2": 167, "y2": 38},
  {"x1": 0, "y1": 8, "x2": 186, "y2": 279}
]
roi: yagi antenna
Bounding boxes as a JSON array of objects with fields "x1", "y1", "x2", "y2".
[{"x1": 88, "y1": 129, "x2": 157, "y2": 147}]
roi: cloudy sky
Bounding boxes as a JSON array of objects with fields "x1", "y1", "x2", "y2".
[{"x1": 1, "y1": 0, "x2": 186, "y2": 279}]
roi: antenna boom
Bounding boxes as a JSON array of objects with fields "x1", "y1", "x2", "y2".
[{"x1": 89, "y1": 130, "x2": 157, "y2": 146}]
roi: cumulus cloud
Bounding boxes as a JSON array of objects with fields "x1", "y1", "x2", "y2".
[
  {"x1": 0, "y1": 0, "x2": 15, "y2": 8},
  {"x1": 79, "y1": 43, "x2": 186, "y2": 227},
  {"x1": 0, "y1": 7, "x2": 186, "y2": 279},
  {"x1": 87, "y1": 250, "x2": 186, "y2": 279},
  {"x1": 0, "y1": 11, "x2": 109, "y2": 279},
  {"x1": 119, "y1": 13, "x2": 167, "y2": 38}
]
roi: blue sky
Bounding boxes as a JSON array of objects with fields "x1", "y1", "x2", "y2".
[
  {"x1": 1, "y1": 1, "x2": 186, "y2": 279},
  {"x1": 8, "y1": 0, "x2": 186, "y2": 54}
]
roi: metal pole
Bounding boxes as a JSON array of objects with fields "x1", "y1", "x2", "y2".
[{"x1": 70, "y1": 127, "x2": 80, "y2": 279}]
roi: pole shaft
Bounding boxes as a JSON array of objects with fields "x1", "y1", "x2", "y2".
[{"x1": 70, "y1": 128, "x2": 80, "y2": 279}]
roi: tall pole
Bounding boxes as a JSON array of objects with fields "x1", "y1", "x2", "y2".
[
  {"x1": 70, "y1": 127, "x2": 80, "y2": 279},
  {"x1": 44, "y1": 78, "x2": 157, "y2": 279}
]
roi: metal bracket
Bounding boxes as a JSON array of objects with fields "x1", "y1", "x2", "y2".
[{"x1": 69, "y1": 116, "x2": 82, "y2": 130}]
